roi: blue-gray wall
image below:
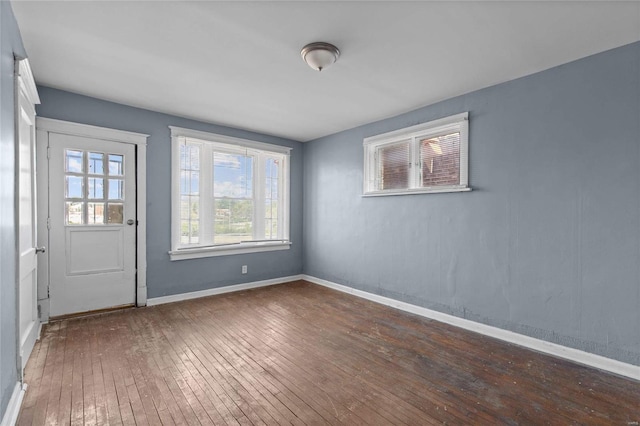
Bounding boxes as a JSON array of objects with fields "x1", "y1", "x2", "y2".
[
  {"x1": 36, "y1": 87, "x2": 304, "y2": 298},
  {"x1": 303, "y1": 41, "x2": 640, "y2": 365},
  {"x1": 0, "y1": 0, "x2": 26, "y2": 419}
]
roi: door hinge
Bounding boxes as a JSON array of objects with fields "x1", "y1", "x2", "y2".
[
  {"x1": 47, "y1": 217, "x2": 51, "y2": 230},
  {"x1": 37, "y1": 304, "x2": 41, "y2": 319},
  {"x1": 47, "y1": 146, "x2": 51, "y2": 159}
]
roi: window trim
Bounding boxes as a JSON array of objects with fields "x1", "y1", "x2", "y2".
[
  {"x1": 363, "y1": 112, "x2": 470, "y2": 196},
  {"x1": 169, "y1": 126, "x2": 291, "y2": 261}
]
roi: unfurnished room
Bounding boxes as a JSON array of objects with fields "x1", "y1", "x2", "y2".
[{"x1": 1, "y1": 1, "x2": 639, "y2": 424}]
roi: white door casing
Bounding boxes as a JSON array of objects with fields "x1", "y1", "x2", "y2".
[
  {"x1": 36, "y1": 118, "x2": 148, "y2": 319},
  {"x1": 15, "y1": 58, "x2": 41, "y2": 373}
]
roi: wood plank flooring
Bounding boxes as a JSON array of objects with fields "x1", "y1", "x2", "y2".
[{"x1": 18, "y1": 280, "x2": 640, "y2": 425}]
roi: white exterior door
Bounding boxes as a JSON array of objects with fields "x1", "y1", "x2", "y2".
[
  {"x1": 16, "y1": 59, "x2": 40, "y2": 371},
  {"x1": 48, "y1": 134, "x2": 137, "y2": 316}
]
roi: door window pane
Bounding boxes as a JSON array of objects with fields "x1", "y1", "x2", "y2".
[
  {"x1": 65, "y1": 202, "x2": 84, "y2": 224},
  {"x1": 107, "y1": 203, "x2": 123, "y2": 224},
  {"x1": 66, "y1": 176, "x2": 84, "y2": 198},
  {"x1": 88, "y1": 178, "x2": 104, "y2": 199},
  {"x1": 88, "y1": 152, "x2": 104, "y2": 174},
  {"x1": 108, "y1": 154, "x2": 124, "y2": 176},
  {"x1": 65, "y1": 150, "x2": 83, "y2": 173},
  {"x1": 88, "y1": 202, "x2": 105, "y2": 224},
  {"x1": 108, "y1": 179, "x2": 124, "y2": 200}
]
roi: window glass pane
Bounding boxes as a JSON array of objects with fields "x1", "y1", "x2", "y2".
[
  {"x1": 88, "y1": 152, "x2": 104, "y2": 175},
  {"x1": 265, "y1": 198, "x2": 279, "y2": 239},
  {"x1": 180, "y1": 196, "x2": 190, "y2": 219},
  {"x1": 180, "y1": 219, "x2": 199, "y2": 244},
  {"x1": 180, "y1": 220, "x2": 193, "y2": 244},
  {"x1": 213, "y1": 152, "x2": 253, "y2": 198},
  {"x1": 108, "y1": 179, "x2": 124, "y2": 200},
  {"x1": 180, "y1": 221, "x2": 189, "y2": 244},
  {"x1": 108, "y1": 154, "x2": 124, "y2": 176},
  {"x1": 65, "y1": 202, "x2": 83, "y2": 224},
  {"x1": 270, "y1": 219, "x2": 278, "y2": 239},
  {"x1": 180, "y1": 144, "x2": 200, "y2": 171},
  {"x1": 214, "y1": 199, "x2": 253, "y2": 244},
  {"x1": 264, "y1": 156, "x2": 280, "y2": 240},
  {"x1": 180, "y1": 171, "x2": 199, "y2": 195},
  {"x1": 107, "y1": 203, "x2": 124, "y2": 224},
  {"x1": 188, "y1": 198, "x2": 199, "y2": 222},
  {"x1": 66, "y1": 150, "x2": 83, "y2": 173},
  {"x1": 66, "y1": 176, "x2": 84, "y2": 198},
  {"x1": 88, "y1": 202, "x2": 105, "y2": 224},
  {"x1": 378, "y1": 141, "x2": 410, "y2": 190},
  {"x1": 88, "y1": 178, "x2": 104, "y2": 199},
  {"x1": 180, "y1": 196, "x2": 199, "y2": 244},
  {"x1": 420, "y1": 132, "x2": 460, "y2": 187},
  {"x1": 213, "y1": 152, "x2": 253, "y2": 244}
]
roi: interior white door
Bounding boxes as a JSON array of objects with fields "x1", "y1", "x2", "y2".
[
  {"x1": 17, "y1": 71, "x2": 39, "y2": 370},
  {"x1": 49, "y1": 134, "x2": 136, "y2": 316}
]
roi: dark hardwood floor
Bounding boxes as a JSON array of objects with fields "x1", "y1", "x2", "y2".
[{"x1": 17, "y1": 280, "x2": 640, "y2": 425}]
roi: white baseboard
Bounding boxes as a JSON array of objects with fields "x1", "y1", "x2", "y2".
[
  {"x1": 146, "y1": 274, "x2": 304, "y2": 306},
  {"x1": 1, "y1": 382, "x2": 26, "y2": 426},
  {"x1": 301, "y1": 274, "x2": 640, "y2": 381}
]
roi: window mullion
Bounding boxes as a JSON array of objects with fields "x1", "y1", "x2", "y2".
[
  {"x1": 279, "y1": 155, "x2": 289, "y2": 240},
  {"x1": 201, "y1": 144, "x2": 213, "y2": 245},
  {"x1": 410, "y1": 137, "x2": 419, "y2": 189},
  {"x1": 254, "y1": 154, "x2": 265, "y2": 240}
]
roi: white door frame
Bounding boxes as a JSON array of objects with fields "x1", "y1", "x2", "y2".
[{"x1": 36, "y1": 118, "x2": 149, "y2": 321}]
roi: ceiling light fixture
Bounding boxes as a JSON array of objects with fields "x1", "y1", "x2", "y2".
[{"x1": 301, "y1": 42, "x2": 340, "y2": 71}]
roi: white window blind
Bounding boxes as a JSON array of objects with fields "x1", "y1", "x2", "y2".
[{"x1": 364, "y1": 112, "x2": 470, "y2": 196}]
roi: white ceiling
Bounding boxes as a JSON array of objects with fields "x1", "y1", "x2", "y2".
[{"x1": 11, "y1": 1, "x2": 640, "y2": 142}]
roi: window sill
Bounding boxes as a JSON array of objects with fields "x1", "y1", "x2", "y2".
[
  {"x1": 363, "y1": 186, "x2": 471, "y2": 197},
  {"x1": 169, "y1": 241, "x2": 291, "y2": 261}
]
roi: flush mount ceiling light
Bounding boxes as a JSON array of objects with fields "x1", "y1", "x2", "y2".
[{"x1": 301, "y1": 42, "x2": 340, "y2": 71}]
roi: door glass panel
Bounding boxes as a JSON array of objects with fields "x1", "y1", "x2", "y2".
[
  {"x1": 65, "y1": 149, "x2": 128, "y2": 226},
  {"x1": 88, "y1": 178, "x2": 104, "y2": 199},
  {"x1": 66, "y1": 176, "x2": 84, "y2": 198},
  {"x1": 65, "y1": 150, "x2": 83, "y2": 173},
  {"x1": 107, "y1": 203, "x2": 124, "y2": 224},
  {"x1": 108, "y1": 154, "x2": 123, "y2": 176},
  {"x1": 108, "y1": 179, "x2": 124, "y2": 200},
  {"x1": 88, "y1": 152, "x2": 104, "y2": 174},
  {"x1": 65, "y1": 202, "x2": 84, "y2": 225},
  {"x1": 88, "y1": 202, "x2": 105, "y2": 224}
]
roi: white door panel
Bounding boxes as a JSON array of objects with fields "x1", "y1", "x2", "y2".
[
  {"x1": 49, "y1": 134, "x2": 136, "y2": 316},
  {"x1": 17, "y1": 65, "x2": 39, "y2": 371},
  {"x1": 66, "y1": 227, "x2": 125, "y2": 274}
]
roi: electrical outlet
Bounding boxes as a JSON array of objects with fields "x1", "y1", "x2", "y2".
[{"x1": 242, "y1": 265, "x2": 247, "y2": 274}]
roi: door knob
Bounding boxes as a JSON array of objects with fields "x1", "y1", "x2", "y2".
[
  {"x1": 127, "y1": 219, "x2": 135, "y2": 225},
  {"x1": 35, "y1": 246, "x2": 46, "y2": 254}
]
